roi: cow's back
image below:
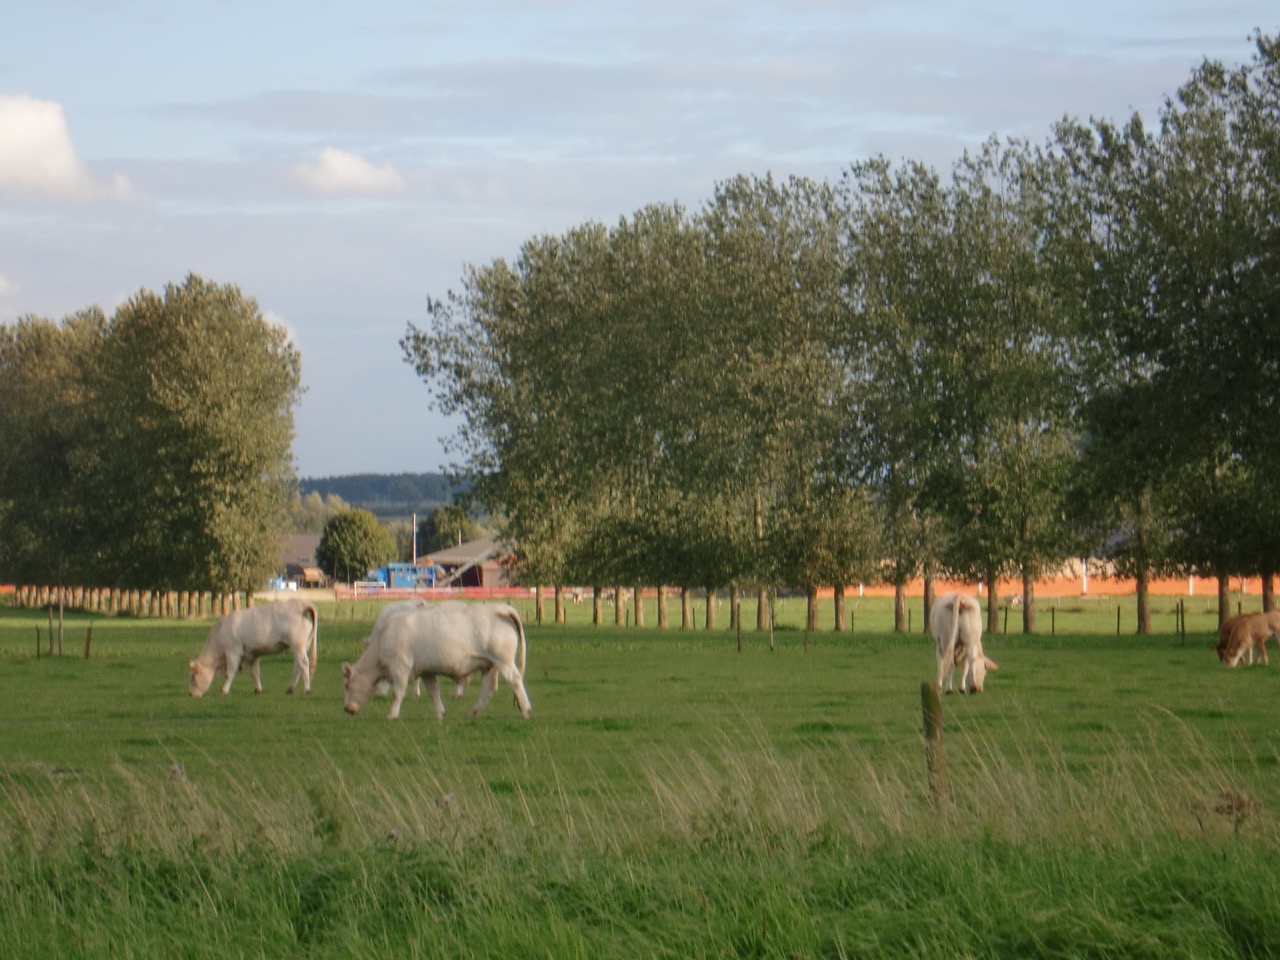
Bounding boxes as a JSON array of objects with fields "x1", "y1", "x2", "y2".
[
  {"x1": 956, "y1": 596, "x2": 983, "y2": 647},
  {"x1": 234, "y1": 599, "x2": 314, "y2": 653},
  {"x1": 378, "y1": 601, "x2": 519, "y2": 672}
]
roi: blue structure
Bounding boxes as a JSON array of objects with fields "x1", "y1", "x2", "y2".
[{"x1": 367, "y1": 562, "x2": 444, "y2": 589}]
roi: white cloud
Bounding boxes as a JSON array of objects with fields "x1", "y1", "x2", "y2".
[
  {"x1": 290, "y1": 147, "x2": 404, "y2": 196},
  {"x1": 0, "y1": 274, "x2": 16, "y2": 298},
  {"x1": 0, "y1": 94, "x2": 132, "y2": 200}
]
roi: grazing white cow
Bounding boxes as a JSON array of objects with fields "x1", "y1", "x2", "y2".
[
  {"x1": 188, "y1": 599, "x2": 318, "y2": 697},
  {"x1": 930, "y1": 592, "x2": 997, "y2": 694},
  {"x1": 343, "y1": 601, "x2": 531, "y2": 720},
  {"x1": 362, "y1": 599, "x2": 467, "y2": 699}
]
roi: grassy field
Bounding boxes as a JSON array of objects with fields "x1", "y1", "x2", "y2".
[{"x1": 0, "y1": 597, "x2": 1277, "y2": 958}]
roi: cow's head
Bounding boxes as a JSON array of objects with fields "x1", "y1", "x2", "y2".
[
  {"x1": 1218, "y1": 625, "x2": 1248, "y2": 667},
  {"x1": 342, "y1": 661, "x2": 375, "y2": 714},
  {"x1": 188, "y1": 659, "x2": 215, "y2": 697},
  {"x1": 963, "y1": 654, "x2": 998, "y2": 693}
]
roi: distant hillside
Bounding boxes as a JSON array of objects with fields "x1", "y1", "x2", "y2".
[{"x1": 299, "y1": 472, "x2": 464, "y2": 511}]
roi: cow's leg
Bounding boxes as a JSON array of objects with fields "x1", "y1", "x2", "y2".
[
  {"x1": 452, "y1": 675, "x2": 468, "y2": 699},
  {"x1": 222, "y1": 653, "x2": 242, "y2": 695},
  {"x1": 247, "y1": 657, "x2": 263, "y2": 694},
  {"x1": 936, "y1": 640, "x2": 956, "y2": 694},
  {"x1": 386, "y1": 671, "x2": 410, "y2": 720},
  {"x1": 1259, "y1": 637, "x2": 1269, "y2": 666},
  {"x1": 287, "y1": 648, "x2": 312, "y2": 694},
  {"x1": 468, "y1": 666, "x2": 500, "y2": 717},
  {"x1": 497, "y1": 664, "x2": 533, "y2": 719},
  {"x1": 421, "y1": 676, "x2": 447, "y2": 719}
]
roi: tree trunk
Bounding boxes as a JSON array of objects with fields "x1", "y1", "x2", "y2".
[
  {"x1": 806, "y1": 585, "x2": 819, "y2": 632},
  {"x1": 730, "y1": 584, "x2": 740, "y2": 631},
  {"x1": 555, "y1": 585, "x2": 566, "y2": 624},
  {"x1": 657, "y1": 585, "x2": 668, "y2": 629},
  {"x1": 615, "y1": 585, "x2": 625, "y2": 626},
  {"x1": 1135, "y1": 567, "x2": 1151, "y2": 634},
  {"x1": 1263, "y1": 571, "x2": 1275, "y2": 613},
  {"x1": 1217, "y1": 574, "x2": 1230, "y2": 628},
  {"x1": 1022, "y1": 570, "x2": 1036, "y2": 635},
  {"x1": 833, "y1": 584, "x2": 845, "y2": 632},
  {"x1": 894, "y1": 580, "x2": 907, "y2": 633},
  {"x1": 681, "y1": 587, "x2": 693, "y2": 630},
  {"x1": 985, "y1": 567, "x2": 1000, "y2": 634},
  {"x1": 922, "y1": 576, "x2": 935, "y2": 634},
  {"x1": 757, "y1": 587, "x2": 768, "y2": 631},
  {"x1": 634, "y1": 585, "x2": 644, "y2": 627},
  {"x1": 534, "y1": 585, "x2": 545, "y2": 625},
  {"x1": 705, "y1": 588, "x2": 716, "y2": 630},
  {"x1": 592, "y1": 586, "x2": 603, "y2": 626}
]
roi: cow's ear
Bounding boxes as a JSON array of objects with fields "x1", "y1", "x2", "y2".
[
  {"x1": 984, "y1": 657, "x2": 999, "y2": 671},
  {"x1": 342, "y1": 662, "x2": 353, "y2": 679},
  {"x1": 188, "y1": 660, "x2": 197, "y2": 670}
]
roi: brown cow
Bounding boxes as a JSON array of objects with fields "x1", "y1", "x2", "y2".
[{"x1": 1216, "y1": 611, "x2": 1280, "y2": 667}]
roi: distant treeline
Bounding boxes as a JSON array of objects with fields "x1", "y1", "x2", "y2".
[{"x1": 298, "y1": 473, "x2": 463, "y2": 508}]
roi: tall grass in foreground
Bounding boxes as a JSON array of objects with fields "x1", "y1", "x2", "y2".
[{"x1": 1, "y1": 714, "x2": 1277, "y2": 959}]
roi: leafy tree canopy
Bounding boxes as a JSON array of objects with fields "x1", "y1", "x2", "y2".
[{"x1": 316, "y1": 509, "x2": 396, "y2": 583}]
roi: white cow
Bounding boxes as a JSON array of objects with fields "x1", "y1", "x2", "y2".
[
  {"x1": 363, "y1": 599, "x2": 469, "y2": 700},
  {"x1": 342, "y1": 601, "x2": 531, "y2": 720},
  {"x1": 930, "y1": 592, "x2": 997, "y2": 694},
  {"x1": 188, "y1": 599, "x2": 318, "y2": 697}
]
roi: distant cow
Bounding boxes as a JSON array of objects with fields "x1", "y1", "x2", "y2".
[
  {"x1": 930, "y1": 592, "x2": 997, "y2": 694},
  {"x1": 343, "y1": 601, "x2": 531, "y2": 720},
  {"x1": 1216, "y1": 611, "x2": 1280, "y2": 667},
  {"x1": 188, "y1": 599, "x2": 318, "y2": 697}
]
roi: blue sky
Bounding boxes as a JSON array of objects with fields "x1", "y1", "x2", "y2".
[{"x1": 1, "y1": 1, "x2": 1274, "y2": 478}]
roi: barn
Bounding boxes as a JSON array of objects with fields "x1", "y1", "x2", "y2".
[{"x1": 429, "y1": 535, "x2": 513, "y2": 589}]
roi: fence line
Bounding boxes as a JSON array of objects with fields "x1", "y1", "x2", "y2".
[{"x1": 8, "y1": 584, "x2": 248, "y2": 618}]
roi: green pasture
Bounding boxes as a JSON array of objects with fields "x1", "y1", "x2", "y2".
[{"x1": 0, "y1": 598, "x2": 1277, "y2": 958}]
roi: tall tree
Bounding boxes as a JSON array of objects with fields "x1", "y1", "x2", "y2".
[
  {"x1": 316, "y1": 509, "x2": 396, "y2": 584},
  {"x1": 840, "y1": 158, "x2": 954, "y2": 630},
  {"x1": 0, "y1": 310, "x2": 106, "y2": 586},
  {"x1": 928, "y1": 139, "x2": 1081, "y2": 632},
  {"x1": 85, "y1": 275, "x2": 302, "y2": 592},
  {"x1": 1058, "y1": 34, "x2": 1280, "y2": 628},
  {"x1": 697, "y1": 174, "x2": 852, "y2": 622}
]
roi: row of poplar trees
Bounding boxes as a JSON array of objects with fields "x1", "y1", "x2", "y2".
[
  {"x1": 0, "y1": 275, "x2": 303, "y2": 596},
  {"x1": 404, "y1": 34, "x2": 1280, "y2": 634}
]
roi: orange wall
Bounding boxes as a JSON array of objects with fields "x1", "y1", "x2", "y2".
[{"x1": 831, "y1": 574, "x2": 1262, "y2": 600}]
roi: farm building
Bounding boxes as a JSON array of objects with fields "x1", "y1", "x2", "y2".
[
  {"x1": 279, "y1": 533, "x2": 328, "y2": 588},
  {"x1": 429, "y1": 535, "x2": 513, "y2": 589}
]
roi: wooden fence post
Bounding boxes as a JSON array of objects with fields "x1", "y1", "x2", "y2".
[{"x1": 922, "y1": 681, "x2": 949, "y2": 809}]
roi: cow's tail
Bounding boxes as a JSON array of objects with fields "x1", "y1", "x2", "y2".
[
  {"x1": 948, "y1": 599, "x2": 963, "y2": 659},
  {"x1": 305, "y1": 603, "x2": 319, "y2": 673},
  {"x1": 504, "y1": 609, "x2": 524, "y2": 675}
]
